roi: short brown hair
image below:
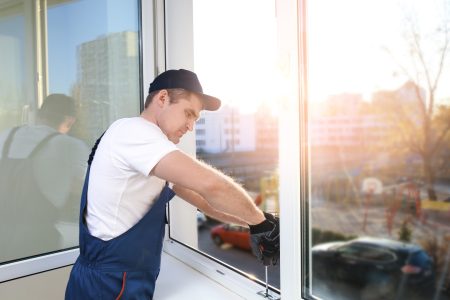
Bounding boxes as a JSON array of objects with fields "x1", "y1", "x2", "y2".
[{"x1": 144, "y1": 88, "x2": 193, "y2": 109}]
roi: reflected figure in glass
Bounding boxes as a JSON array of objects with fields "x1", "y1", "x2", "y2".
[{"x1": 0, "y1": 94, "x2": 88, "y2": 262}]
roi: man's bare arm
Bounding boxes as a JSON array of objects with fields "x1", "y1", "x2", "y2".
[
  {"x1": 172, "y1": 184, "x2": 248, "y2": 226},
  {"x1": 152, "y1": 150, "x2": 264, "y2": 225}
]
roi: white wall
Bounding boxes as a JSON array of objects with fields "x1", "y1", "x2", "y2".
[{"x1": 0, "y1": 266, "x2": 71, "y2": 300}]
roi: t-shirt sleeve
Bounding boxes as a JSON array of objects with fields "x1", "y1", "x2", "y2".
[{"x1": 110, "y1": 122, "x2": 178, "y2": 176}]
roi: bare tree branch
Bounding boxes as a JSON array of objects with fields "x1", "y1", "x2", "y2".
[
  {"x1": 430, "y1": 123, "x2": 450, "y2": 155},
  {"x1": 433, "y1": 4, "x2": 450, "y2": 91},
  {"x1": 382, "y1": 46, "x2": 415, "y2": 80},
  {"x1": 411, "y1": 27, "x2": 434, "y2": 97},
  {"x1": 431, "y1": 32, "x2": 449, "y2": 92}
]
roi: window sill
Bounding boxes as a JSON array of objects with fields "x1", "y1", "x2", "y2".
[
  {"x1": 156, "y1": 251, "x2": 244, "y2": 299},
  {"x1": 0, "y1": 249, "x2": 78, "y2": 283},
  {"x1": 161, "y1": 240, "x2": 280, "y2": 300}
]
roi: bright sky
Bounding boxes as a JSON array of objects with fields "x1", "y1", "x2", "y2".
[
  {"x1": 308, "y1": 0, "x2": 450, "y2": 103},
  {"x1": 194, "y1": 0, "x2": 450, "y2": 111},
  {"x1": 308, "y1": 0, "x2": 402, "y2": 101},
  {"x1": 193, "y1": 0, "x2": 278, "y2": 114}
]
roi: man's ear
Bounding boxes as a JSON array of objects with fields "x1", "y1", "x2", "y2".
[{"x1": 156, "y1": 90, "x2": 169, "y2": 107}]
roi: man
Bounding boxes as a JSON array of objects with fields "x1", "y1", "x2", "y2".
[
  {"x1": 0, "y1": 94, "x2": 88, "y2": 262},
  {"x1": 65, "y1": 69, "x2": 279, "y2": 299}
]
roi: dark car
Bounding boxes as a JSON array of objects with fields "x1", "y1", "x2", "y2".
[
  {"x1": 210, "y1": 224, "x2": 251, "y2": 251},
  {"x1": 312, "y1": 237, "x2": 435, "y2": 299}
]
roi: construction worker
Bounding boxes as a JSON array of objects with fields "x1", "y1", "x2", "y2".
[{"x1": 65, "y1": 69, "x2": 279, "y2": 299}]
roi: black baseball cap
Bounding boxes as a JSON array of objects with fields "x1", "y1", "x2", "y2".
[{"x1": 148, "y1": 69, "x2": 221, "y2": 111}]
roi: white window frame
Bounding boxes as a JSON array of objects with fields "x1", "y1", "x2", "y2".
[
  {"x1": 0, "y1": 0, "x2": 63, "y2": 282},
  {"x1": 161, "y1": 0, "x2": 304, "y2": 299},
  {"x1": 1, "y1": 2, "x2": 306, "y2": 299}
]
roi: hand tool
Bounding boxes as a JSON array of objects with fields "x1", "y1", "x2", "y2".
[
  {"x1": 265, "y1": 265, "x2": 269, "y2": 297},
  {"x1": 257, "y1": 264, "x2": 280, "y2": 299}
]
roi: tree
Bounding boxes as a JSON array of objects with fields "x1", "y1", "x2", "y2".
[{"x1": 379, "y1": 0, "x2": 450, "y2": 200}]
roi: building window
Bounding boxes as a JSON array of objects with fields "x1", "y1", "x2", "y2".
[
  {"x1": 196, "y1": 140, "x2": 206, "y2": 146},
  {"x1": 196, "y1": 129, "x2": 205, "y2": 135}
]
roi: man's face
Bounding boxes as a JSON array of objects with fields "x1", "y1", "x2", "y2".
[{"x1": 157, "y1": 93, "x2": 203, "y2": 144}]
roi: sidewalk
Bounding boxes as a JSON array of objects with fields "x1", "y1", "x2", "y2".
[{"x1": 311, "y1": 200, "x2": 450, "y2": 242}]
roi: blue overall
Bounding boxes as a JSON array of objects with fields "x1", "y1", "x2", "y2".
[{"x1": 65, "y1": 136, "x2": 175, "y2": 300}]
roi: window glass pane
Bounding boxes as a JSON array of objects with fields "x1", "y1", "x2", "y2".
[
  {"x1": 307, "y1": 0, "x2": 450, "y2": 299},
  {"x1": 0, "y1": 0, "x2": 140, "y2": 264},
  {"x1": 192, "y1": 0, "x2": 280, "y2": 289},
  {"x1": 0, "y1": 2, "x2": 32, "y2": 130},
  {"x1": 0, "y1": 1, "x2": 40, "y2": 263},
  {"x1": 48, "y1": 0, "x2": 141, "y2": 144}
]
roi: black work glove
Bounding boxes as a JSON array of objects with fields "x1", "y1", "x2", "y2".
[{"x1": 249, "y1": 212, "x2": 280, "y2": 266}]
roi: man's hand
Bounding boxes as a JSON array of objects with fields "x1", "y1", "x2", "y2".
[{"x1": 249, "y1": 212, "x2": 280, "y2": 266}]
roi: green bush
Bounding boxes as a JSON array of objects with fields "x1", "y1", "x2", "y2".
[{"x1": 398, "y1": 220, "x2": 412, "y2": 242}]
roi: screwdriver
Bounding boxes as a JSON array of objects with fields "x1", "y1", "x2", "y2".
[
  {"x1": 262, "y1": 255, "x2": 271, "y2": 298},
  {"x1": 264, "y1": 265, "x2": 269, "y2": 297},
  {"x1": 257, "y1": 264, "x2": 271, "y2": 299},
  {"x1": 260, "y1": 265, "x2": 280, "y2": 300}
]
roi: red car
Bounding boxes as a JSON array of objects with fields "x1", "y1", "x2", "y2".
[{"x1": 210, "y1": 224, "x2": 251, "y2": 251}]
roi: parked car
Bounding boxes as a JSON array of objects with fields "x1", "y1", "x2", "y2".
[
  {"x1": 210, "y1": 224, "x2": 251, "y2": 251},
  {"x1": 312, "y1": 237, "x2": 435, "y2": 298},
  {"x1": 197, "y1": 211, "x2": 207, "y2": 228}
]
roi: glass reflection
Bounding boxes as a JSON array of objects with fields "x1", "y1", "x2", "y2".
[
  {"x1": 0, "y1": 2, "x2": 30, "y2": 131},
  {"x1": 308, "y1": 0, "x2": 450, "y2": 299},
  {"x1": 0, "y1": 94, "x2": 88, "y2": 262},
  {"x1": 0, "y1": 0, "x2": 140, "y2": 264},
  {"x1": 47, "y1": 0, "x2": 140, "y2": 145}
]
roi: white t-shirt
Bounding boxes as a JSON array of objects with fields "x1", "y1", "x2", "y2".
[{"x1": 86, "y1": 117, "x2": 178, "y2": 241}]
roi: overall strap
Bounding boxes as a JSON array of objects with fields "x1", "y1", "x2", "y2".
[
  {"x1": 28, "y1": 132, "x2": 60, "y2": 157},
  {"x1": 87, "y1": 132, "x2": 105, "y2": 166},
  {"x1": 2, "y1": 126, "x2": 21, "y2": 158},
  {"x1": 2, "y1": 126, "x2": 59, "y2": 159}
]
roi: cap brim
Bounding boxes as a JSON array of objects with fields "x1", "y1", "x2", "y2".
[{"x1": 198, "y1": 93, "x2": 221, "y2": 111}]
